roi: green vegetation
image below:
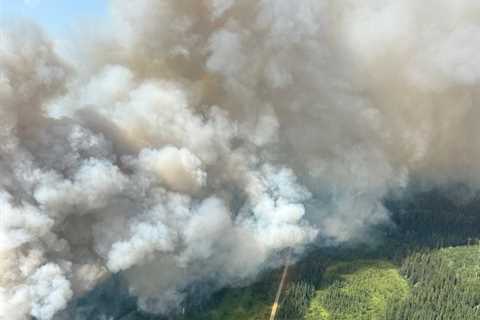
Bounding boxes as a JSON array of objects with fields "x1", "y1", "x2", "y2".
[
  {"x1": 187, "y1": 286, "x2": 272, "y2": 320},
  {"x1": 73, "y1": 190, "x2": 480, "y2": 320},
  {"x1": 180, "y1": 244, "x2": 480, "y2": 320},
  {"x1": 299, "y1": 245, "x2": 480, "y2": 320},
  {"x1": 181, "y1": 271, "x2": 278, "y2": 320},
  {"x1": 388, "y1": 244, "x2": 480, "y2": 320},
  {"x1": 172, "y1": 191, "x2": 480, "y2": 320},
  {"x1": 277, "y1": 280, "x2": 315, "y2": 319},
  {"x1": 174, "y1": 244, "x2": 480, "y2": 320},
  {"x1": 304, "y1": 260, "x2": 409, "y2": 320},
  {"x1": 385, "y1": 189, "x2": 480, "y2": 248}
]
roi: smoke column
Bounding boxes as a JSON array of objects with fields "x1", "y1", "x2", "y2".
[{"x1": 2, "y1": 0, "x2": 480, "y2": 318}]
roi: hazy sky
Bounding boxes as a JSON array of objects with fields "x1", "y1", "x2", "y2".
[{"x1": 0, "y1": 0, "x2": 107, "y2": 36}]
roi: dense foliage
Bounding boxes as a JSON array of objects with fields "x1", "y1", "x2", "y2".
[
  {"x1": 190, "y1": 191, "x2": 480, "y2": 320},
  {"x1": 386, "y1": 189, "x2": 480, "y2": 247},
  {"x1": 303, "y1": 261, "x2": 409, "y2": 320},
  {"x1": 387, "y1": 245, "x2": 480, "y2": 320},
  {"x1": 76, "y1": 191, "x2": 480, "y2": 320},
  {"x1": 277, "y1": 281, "x2": 315, "y2": 320}
]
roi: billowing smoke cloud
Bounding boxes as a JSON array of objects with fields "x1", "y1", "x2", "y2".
[{"x1": 1, "y1": 0, "x2": 480, "y2": 318}]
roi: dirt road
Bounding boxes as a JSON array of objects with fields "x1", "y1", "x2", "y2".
[{"x1": 269, "y1": 251, "x2": 291, "y2": 320}]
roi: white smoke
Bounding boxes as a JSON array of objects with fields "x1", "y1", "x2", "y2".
[{"x1": 1, "y1": 0, "x2": 480, "y2": 318}]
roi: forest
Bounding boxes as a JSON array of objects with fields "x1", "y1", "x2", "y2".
[
  {"x1": 183, "y1": 189, "x2": 480, "y2": 320},
  {"x1": 67, "y1": 189, "x2": 480, "y2": 320}
]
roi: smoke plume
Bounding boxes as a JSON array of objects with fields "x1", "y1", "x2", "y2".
[{"x1": 2, "y1": 0, "x2": 480, "y2": 318}]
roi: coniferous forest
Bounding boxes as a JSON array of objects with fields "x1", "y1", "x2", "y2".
[
  {"x1": 81, "y1": 190, "x2": 480, "y2": 320},
  {"x1": 64, "y1": 179, "x2": 480, "y2": 320}
]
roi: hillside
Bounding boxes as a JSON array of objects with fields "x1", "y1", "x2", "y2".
[
  {"x1": 179, "y1": 244, "x2": 480, "y2": 320},
  {"x1": 305, "y1": 260, "x2": 409, "y2": 320},
  {"x1": 67, "y1": 190, "x2": 480, "y2": 320}
]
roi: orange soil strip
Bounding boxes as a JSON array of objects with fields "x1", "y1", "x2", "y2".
[{"x1": 269, "y1": 250, "x2": 291, "y2": 320}]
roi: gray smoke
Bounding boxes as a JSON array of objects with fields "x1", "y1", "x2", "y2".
[{"x1": 1, "y1": 0, "x2": 480, "y2": 318}]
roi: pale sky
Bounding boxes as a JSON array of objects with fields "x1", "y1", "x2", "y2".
[{"x1": 0, "y1": 0, "x2": 107, "y2": 36}]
